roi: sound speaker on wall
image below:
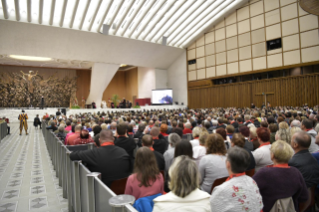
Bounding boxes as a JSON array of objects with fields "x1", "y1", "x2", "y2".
[{"x1": 102, "y1": 24, "x2": 110, "y2": 35}]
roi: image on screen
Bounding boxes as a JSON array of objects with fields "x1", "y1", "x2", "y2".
[{"x1": 152, "y1": 89, "x2": 173, "y2": 105}]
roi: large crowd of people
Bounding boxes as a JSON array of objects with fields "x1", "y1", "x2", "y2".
[{"x1": 42, "y1": 105, "x2": 319, "y2": 212}]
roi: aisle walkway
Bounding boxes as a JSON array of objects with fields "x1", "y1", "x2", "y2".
[{"x1": 0, "y1": 124, "x2": 68, "y2": 212}]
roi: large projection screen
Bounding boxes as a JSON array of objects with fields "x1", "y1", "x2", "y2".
[{"x1": 151, "y1": 89, "x2": 173, "y2": 105}]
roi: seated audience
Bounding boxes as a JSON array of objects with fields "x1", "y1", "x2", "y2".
[
  {"x1": 114, "y1": 123, "x2": 136, "y2": 159},
  {"x1": 249, "y1": 127, "x2": 259, "y2": 150},
  {"x1": 199, "y1": 134, "x2": 228, "y2": 193},
  {"x1": 210, "y1": 146, "x2": 263, "y2": 212},
  {"x1": 171, "y1": 127, "x2": 183, "y2": 138},
  {"x1": 164, "y1": 133, "x2": 181, "y2": 174},
  {"x1": 151, "y1": 127, "x2": 168, "y2": 154},
  {"x1": 127, "y1": 124, "x2": 134, "y2": 138},
  {"x1": 216, "y1": 118, "x2": 226, "y2": 129},
  {"x1": 65, "y1": 120, "x2": 72, "y2": 132},
  {"x1": 142, "y1": 135, "x2": 165, "y2": 171},
  {"x1": 56, "y1": 126, "x2": 67, "y2": 142},
  {"x1": 134, "y1": 123, "x2": 146, "y2": 147},
  {"x1": 190, "y1": 127, "x2": 200, "y2": 147},
  {"x1": 275, "y1": 127, "x2": 290, "y2": 144},
  {"x1": 66, "y1": 125, "x2": 81, "y2": 145},
  {"x1": 231, "y1": 133, "x2": 255, "y2": 171},
  {"x1": 72, "y1": 129, "x2": 95, "y2": 145},
  {"x1": 65, "y1": 125, "x2": 75, "y2": 144},
  {"x1": 183, "y1": 123, "x2": 192, "y2": 134},
  {"x1": 124, "y1": 147, "x2": 164, "y2": 200},
  {"x1": 216, "y1": 128, "x2": 230, "y2": 149},
  {"x1": 174, "y1": 140, "x2": 193, "y2": 158},
  {"x1": 160, "y1": 124, "x2": 169, "y2": 137},
  {"x1": 92, "y1": 125, "x2": 102, "y2": 147},
  {"x1": 253, "y1": 140, "x2": 308, "y2": 212},
  {"x1": 193, "y1": 132, "x2": 207, "y2": 166},
  {"x1": 289, "y1": 131, "x2": 319, "y2": 188},
  {"x1": 253, "y1": 127, "x2": 273, "y2": 172},
  {"x1": 301, "y1": 119, "x2": 319, "y2": 153},
  {"x1": 288, "y1": 126, "x2": 302, "y2": 144},
  {"x1": 225, "y1": 124, "x2": 235, "y2": 141},
  {"x1": 268, "y1": 123, "x2": 278, "y2": 144},
  {"x1": 153, "y1": 156, "x2": 211, "y2": 212},
  {"x1": 239, "y1": 126, "x2": 253, "y2": 151},
  {"x1": 70, "y1": 130, "x2": 131, "y2": 187}
]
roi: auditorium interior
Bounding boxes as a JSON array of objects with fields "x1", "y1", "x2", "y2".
[{"x1": 1, "y1": 0, "x2": 319, "y2": 211}]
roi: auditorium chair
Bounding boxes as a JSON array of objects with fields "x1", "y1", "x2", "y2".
[
  {"x1": 245, "y1": 169, "x2": 255, "y2": 177},
  {"x1": 110, "y1": 177, "x2": 128, "y2": 195},
  {"x1": 299, "y1": 186, "x2": 316, "y2": 212},
  {"x1": 210, "y1": 176, "x2": 228, "y2": 194}
]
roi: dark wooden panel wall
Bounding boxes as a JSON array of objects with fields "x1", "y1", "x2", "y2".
[{"x1": 188, "y1": 73, "x2": 319, "y2": 108}]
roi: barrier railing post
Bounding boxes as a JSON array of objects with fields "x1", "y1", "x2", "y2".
[
  {"x1": 74, "y1": 160, "x2": 82, "y2": 212},
  {"x1": 57, "y1": 140, "x2": 62, "y2": 186},
  {"x1": 87, "y1": 172, "x2": 101, "y2": 212},
  {"x1": 62, "y1": 146, "x2": 67, "y2": 199},
  {"x1": 66, "y1": 152, "x2": 74, "y2": 212}
]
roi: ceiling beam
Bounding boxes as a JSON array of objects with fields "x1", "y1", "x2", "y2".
[
  {"x1": 167, "y1": 0, "x2": 210, "y2": 45},
  {"x1": 147, "y1": 0, "x2": 186, "y2": 42},
  {"x1": 88, "y1": 0, "x2": 102, "y2": 31},
  {"x1": 49, "y1": 0, "x2": 56, "y2": 25},
  {"x1": 178, "y1": 0, "x2": 235, "y2": 47},
  {"x1": 97, "y1": 0, "x2": 114, "y2": 33},
  {"x1": 69, "y1": 0, "x2": 79, "y2": 28},
  {"x1": 155, "y1": 0, "x2": 195, "y2": 43},
  {"x1": 141, "y1": 0, "x2": 175, "y2": 40},
  {"x1": 79, "y1": 0, "x2": 91, "y2": 30},
  {"x1": 128, "y1": 0, "x2": 156, "y2": 38},
  {"x1": 14, "y1": 0, "x2": 20, "y2": 21},
  {"x1": 135, "y1": 0, "x2": 167, "y2": 39},
  {"x1": 27, "y1": 0, "x2": 31, "y2": 22},
  {"x1": 120, "y1": 0, "x2": 145, "y2": 37},
  {"x1": 60, "y1": 0, "x2": 68, "y2": 27},
  {"x1": 113, "y1": 0, "x2": 135, "y2": 35},
  {"x1": 1, "y1": 0, "x2": 8, "y2": 19},
  {"x1": 107, "y1": 0, "x2": 125, "y2": 33},
  {"x1": 39, "y1": 0, "x2": 43, "y2": 24}
]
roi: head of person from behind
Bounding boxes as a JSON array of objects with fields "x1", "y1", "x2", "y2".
[
  {"x1": 99, "y1": 129, "x2": 115, "y2": 144},
  {"x1": 169, "y1": 155, "x2": 200, "y2": 197},
  {"x1": 134, "y1": 147, "x2": 160, "y2": 187},
  {"x1": 290, "y1": 131, "x2": 311, "y2": 153},
  {"x1": 270, "y1": 140, "x2": 294, "y2": 165},
  {"x1": 226, "y1": 146, "x2": 250, "y2": 175}
]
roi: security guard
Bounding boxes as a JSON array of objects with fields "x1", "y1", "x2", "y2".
[{"x1": 18, "y1": 110, "x2": 28, "y2": 135}]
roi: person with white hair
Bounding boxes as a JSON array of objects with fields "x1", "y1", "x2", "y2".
[
  {"x1": 190, "y1": 127, "x2": 201, "y2": 147},
  {"x1": 163, "y1": 133, "x2": 181, "y2": 174},
  {"x1": 290, "y1": 120, "x2": 301, "y2": 128}
]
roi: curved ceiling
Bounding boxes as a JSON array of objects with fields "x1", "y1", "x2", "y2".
[{"x1": 0, "y1": 0, "x2": 247, "y2": 48}]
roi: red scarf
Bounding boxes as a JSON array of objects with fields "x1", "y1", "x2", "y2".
[
  {"x1": 152, "y1": 137, "x2": 159, "y2": 140},
  {"x1": 101, "y1": 142, "x2": 114, "y2": 146},
  {"x1": 305, "y1": 128, "x2": 312, "y2": 132},
  {"x1": 226, "y1": 172, "x2": 246, "y2": 181},
  {"x1": 273, "y1": 163, "x2": 290, "y2": 168},
  {"x1": 149, "y1": 147, "x2": 154, "y2": 151},
  {"x1": 259, "y1": 142, "x2": 270, "y2": 148}
]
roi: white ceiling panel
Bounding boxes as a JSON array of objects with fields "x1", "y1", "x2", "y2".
[{"x1": 0, "y1": 0, "x2": 248, "y2": 48}]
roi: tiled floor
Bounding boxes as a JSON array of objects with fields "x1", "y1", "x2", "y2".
[{"x1": 0, "y1": 124, "x2": 68, "y2": 212}]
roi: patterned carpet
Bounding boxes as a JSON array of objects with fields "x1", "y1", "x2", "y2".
[{"x1": 0, "y1": 124, "x2": 68, "y2": 212}]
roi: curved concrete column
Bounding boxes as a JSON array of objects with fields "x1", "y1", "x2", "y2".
[{"x1": 86, "y1": 63, "x2": 119, "y2": 108}]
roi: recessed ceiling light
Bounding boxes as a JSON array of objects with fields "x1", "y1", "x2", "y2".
[{"x1": 9, "y1": 55, "x2": 52, "y2": 61}]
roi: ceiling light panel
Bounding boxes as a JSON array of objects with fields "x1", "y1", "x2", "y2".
[
  {"x1": 62, "y1": 0, "x2": 76, "y2": 28},
  {"x1": 181, "y1": 0, "x2": 240, "y2": 48},
  {"x1": 6, "y1": 0, "x2": 17, "y2": 21},
  {"x1": 73, "y1": 0, "x2": 88, "y2": 29},
  {"x1": 41, "y1": 0, "x2": 52, "y2": 25},
  {"x1": 82, "y1": 0, "x2": 100, "y2": 31},
  {"x1": 90, "y1": 0, "x2": 111, "y2": 32}
]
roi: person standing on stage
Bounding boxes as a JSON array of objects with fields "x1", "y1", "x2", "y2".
[
  {"x1": 41, "y1": 96, "x2": 44, "y2": 109},
  {"x1": 56, "y1": 109, "x2": 61, "y2": 116},
  {"x1": 121, "y1": 97, "x2": 126, "y2": 108},
  {"x1": 18, "y1": 110, "x2": 28, "y2": 135}
]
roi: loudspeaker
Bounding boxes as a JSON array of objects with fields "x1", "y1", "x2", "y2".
[
  {"x1": 61, "y1": 108, "x2": 66, "y2": 116},
  {"x1": 162, "y1": 36, "x2": 168, "y2": 46},
  {"x1": 102, "y1": 24, "x2": 110, "y2": 35}
]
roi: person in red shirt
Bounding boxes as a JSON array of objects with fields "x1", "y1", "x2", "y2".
[
  {"x1": 183, "y1": 123, "x2": 192, "y2": 135},
  {"x1": 2, "y1": 116, "x2": 10, "y2": 135},
  {"x1": 66, "y1": 125, "x2": 82, "y2": 145},
  {"x1": 72, "y1": 129, "x2": 95, "y2": 145}
]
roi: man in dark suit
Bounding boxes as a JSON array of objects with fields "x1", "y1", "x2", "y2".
[
  {"x1": 134, "y1": 123, "x2": 145, "y2": 147},
  {"x1": 70, "y1": 130, "x2": 131, "y2": 187},
  {"x1": 56, "y1": 109, "x2": 61, "y2": 117},
  {"x1": 114, "y1": 123, "x2": 136, "y2": 159},
  {"x1": 289, "y1": 131, "x2": 319, "y2": 188},
  {"x1": 151, "y1": 127, "x2": 168, "y2": 155},
  {"x1": 216, "y1": 119, "x2": 226, "y2": 129},
  {"x1": 142, "y1": 134, "x2": 165, "y2": 171}
]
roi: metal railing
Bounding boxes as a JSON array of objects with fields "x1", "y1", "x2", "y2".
[
  {"x1": 0, "y1": 121, "x2": 7, "y2": 142},
  {"x1": 42, "y1": 122, "x2": 138, "y2": 212}
]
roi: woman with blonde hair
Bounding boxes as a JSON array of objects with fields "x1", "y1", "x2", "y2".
[
  {"x1": 153, "y1": 155, "x2": 211, "y2": 212},
  {"x1": 190, "y1": 127, "x2": 201, "y2": 147}
]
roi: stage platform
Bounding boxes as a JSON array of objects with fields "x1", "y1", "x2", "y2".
[{"x1": 0, "y1": 105, "x2": 187, "y2": 123}]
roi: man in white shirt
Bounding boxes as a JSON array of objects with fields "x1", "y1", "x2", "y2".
[{"x1": 252, "y1": 127, "x2": 273, "y2": 172}]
